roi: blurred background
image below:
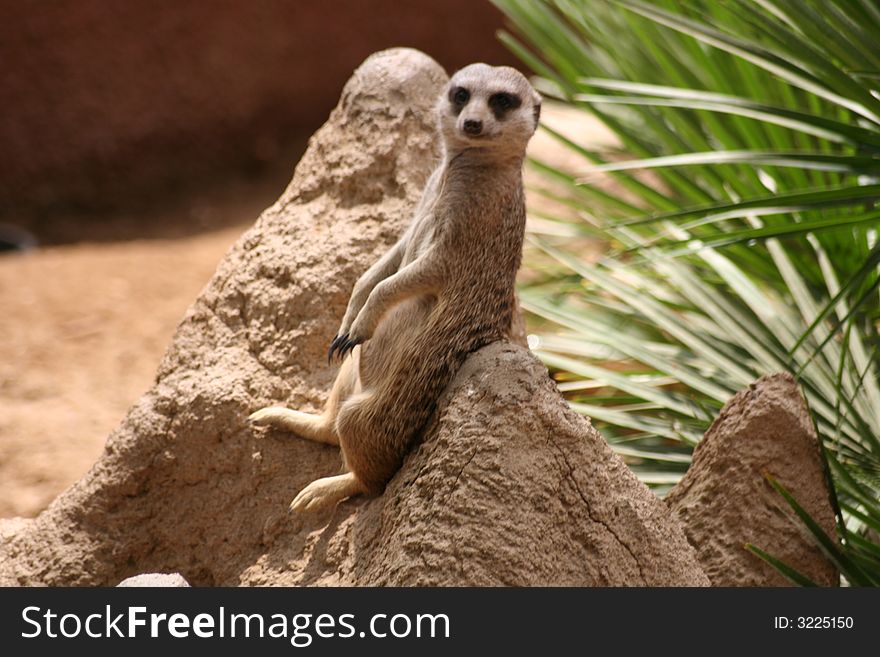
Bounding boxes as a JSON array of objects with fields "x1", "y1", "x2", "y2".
[
  {"x1": 0, "y1": 0, "x2": 518, "y2": 239},
  {"x1": 0, "y1": 1, "x2": 520, "y2": 517}
]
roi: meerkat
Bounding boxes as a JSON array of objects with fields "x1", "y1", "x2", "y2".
[{"x1": 249, "y1": 63, "x2": 541, "y2": 512}]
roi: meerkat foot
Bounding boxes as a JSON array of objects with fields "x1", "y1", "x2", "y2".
[
  {"x1": 248, "y1": 406, "x2": 338, "y2": 445},
  {"x1": 290, "y1": 473, "x2": 365, "y2": 513}
]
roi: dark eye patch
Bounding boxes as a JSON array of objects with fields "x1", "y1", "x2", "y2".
[
  {"x1": 488, "y1": 92, "x2": 522, "y2": 119},
  {"x1": 448, "y1": 86, "x2": 470, "y2": 115}
]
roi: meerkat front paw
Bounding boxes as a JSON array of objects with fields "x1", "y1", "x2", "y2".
[
  {"x1": 327, "y1": 332, "x2": 365, "y2": 362},
  {"x1": 337, "y1": 314, "x2": 373, "y2": 357}
]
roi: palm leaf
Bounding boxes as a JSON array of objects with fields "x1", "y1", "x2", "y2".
[{"x1": 745, "y1": 544, "x2": 820, "y2": 586}]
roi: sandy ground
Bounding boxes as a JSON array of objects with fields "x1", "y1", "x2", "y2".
[
  {"x1": 1, "y1": 103, "x2": 613, "y2": 519},
  {"x1": 0, "y1": 180, "x2": 281, "y2": 518}
]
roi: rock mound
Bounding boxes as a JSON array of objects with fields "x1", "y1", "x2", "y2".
[
  {"x1": 240, "y1": 343, "x2": 708, "y2": 586},
  {"x1": 0, "y1": 48, "x2": 707, "y2": 587},
  {"x1": 666, "y1": 373, "x2": 838, "y2": 586}
]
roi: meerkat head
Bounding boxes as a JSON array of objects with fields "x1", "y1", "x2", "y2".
[{"x1": 438, "y1": 63, "x2": 541, "y2": 158}]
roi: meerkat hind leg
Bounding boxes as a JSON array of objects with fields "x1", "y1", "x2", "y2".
[
  {"x1": 248, "y1": 407, "x2": 338, "y2": 445},
  {"x1": 248, "y1": 349, "x2": 360, "y2": 446},
  {"x1": 290, "y1": 472, "x2": 365, "y2": 512}
]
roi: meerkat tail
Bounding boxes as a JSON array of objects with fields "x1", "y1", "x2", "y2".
[
  {"x1": 289, "y1": 472, "x2": 366, "y2": 512},
  {"x1": 248, "y1": 407, "x2": 338, "y2": 445}
]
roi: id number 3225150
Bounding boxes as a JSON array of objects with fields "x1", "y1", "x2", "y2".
[{"x1": 774, "y1": 616, "x2": 854, "y2": 629}]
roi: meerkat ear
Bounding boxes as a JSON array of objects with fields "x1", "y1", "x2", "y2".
[{"x1": 533, "y1": 100, "x2": 542, "y2": 127}]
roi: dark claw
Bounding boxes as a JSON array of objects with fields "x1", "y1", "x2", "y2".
[
  {"x1": 327, "y1": 333, "x2": 347, "y2": 364},
  {"x1": 327, "y1": 332, "x2": 365, "y2": 363},
  {"x1": 338, "y1": 335, "x2": 364, "y2": 360}
]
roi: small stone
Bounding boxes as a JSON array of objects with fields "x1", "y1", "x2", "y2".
[{"x1": 118, "y1": 573, "x2": 191, "y2": 587}]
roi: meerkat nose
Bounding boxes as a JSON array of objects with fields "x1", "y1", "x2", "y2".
[{"x1": 463, "y1": 119, "x2": 483, "y2": 136}]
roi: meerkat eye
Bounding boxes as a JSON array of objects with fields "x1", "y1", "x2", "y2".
[
  {"x1": 494, "y1": 94, "x2": 513, "y2": 109},
  {"x1": 452, "y1": 87, "x2": 470, "y2": 105},
  {"x1": 488, "y1": 92, "x2": 522, "y2": 118}
]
